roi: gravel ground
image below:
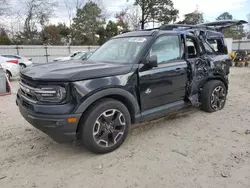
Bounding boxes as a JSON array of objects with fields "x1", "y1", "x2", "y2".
[{"x1": 0, "y1": 67, "x2": 250, "y2": 188}]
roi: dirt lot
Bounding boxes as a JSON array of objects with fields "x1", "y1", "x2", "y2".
[{"x1": 0, "y1": 67, "x2": 250, "y2": 188}]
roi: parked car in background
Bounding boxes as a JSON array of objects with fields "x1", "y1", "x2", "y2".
[
  {"x1": 1, "y1": 55, "x2": 33, "y2": 69},
  {"x1": 0, "y1": 56, "x2": 20, "y2": 80},
  {"x1": 53, "y1": 51, "x2": 82, "y2": 62},
  {"x1": 71, "y1": 52, "x2": 93, "y2": 61}
]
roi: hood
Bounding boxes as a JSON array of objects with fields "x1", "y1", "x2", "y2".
[{"x1": 21, "y1": 60, "x2": 133, "y2": 82}]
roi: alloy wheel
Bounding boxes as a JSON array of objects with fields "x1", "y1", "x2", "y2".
[
  {"x1": 211, "y1": 86, "x2": 226, "y2": 110},
  {"x1": 93, "y1": 109, "x2": 126, "y2": 148}
]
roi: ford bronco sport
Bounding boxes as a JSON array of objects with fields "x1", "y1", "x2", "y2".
[{"x1": 16, "y1": 20, "x2": 247, "y2": 154}]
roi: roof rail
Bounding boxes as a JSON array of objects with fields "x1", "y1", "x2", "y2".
[
  {"x1": 159, "y1": 24, "x2": 196, "y2": 30},
  {"x1": 140, "y1": 27, "x2": 160, "y2": 31},
  {"x1": 159, "y1": 24, "x2": 215, "y2": 31}
]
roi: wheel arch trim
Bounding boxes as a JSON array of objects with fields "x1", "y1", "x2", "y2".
[
  {"x1": 206, "y1": 75, "x2": 228, "y2": 90},
  {"x1": 75, "y1": 88, "x2": 140, "y2": 119}
]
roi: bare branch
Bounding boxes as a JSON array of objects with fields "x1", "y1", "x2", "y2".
[{"x1": 0, "y1": 0, "x2": 8, "y2": 16}]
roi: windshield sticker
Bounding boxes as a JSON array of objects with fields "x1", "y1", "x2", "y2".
[{"x1": 129, "y1": 38, "x2": 147, "y2": 43}]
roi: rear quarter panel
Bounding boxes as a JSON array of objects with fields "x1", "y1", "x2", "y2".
[{"x1": 2, "y1": 63, "x2": 20, "y2": 77}]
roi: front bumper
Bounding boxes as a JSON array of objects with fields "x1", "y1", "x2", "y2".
[{"x1": 16, "y1": 96, "x2": 82, "y2": 143}]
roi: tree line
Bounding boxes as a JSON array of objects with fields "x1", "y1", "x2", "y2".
[{"x1": 0, "y1": 0, "x2": 249, "y2": 45}]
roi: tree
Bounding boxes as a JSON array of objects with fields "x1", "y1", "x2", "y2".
[
  {"x1": 0, "y1": 28, "x2": 11, "y2": 44},
  {"x1": 178, "y1": 10, "x2": 204, "y2": 25},
  {"x1": 63, "y1": 0, "x2": 85, "y2": 44},
  {"x1": 41, "y1": 25, "x2": 62, "y2": 45},
  {"x1": 216, "y1": 12, "x2": 233, "y2": 20},
  {"x1": 96, "y1": 21, "x2": 119, "y2": 45},
  {"x1": 96, "y1": 26, "x2": 106, "y2": 45},
  {"x1": 0, "y1": 0, "x2": 8, "y2": 16},
  {"x1": 150, "y1": 1, "x2": 179, "y2": 24},
  {"x1": 126, "y1": 5, "x2": 141, "y2": 30},
  {"x1": 114, "y1": 7, "x2": 140, "y2": 31},
  {"x1": 215, "y1": 12, "x2": 245, "y2": 39},
  {"x1": 57, "y1": 23, "x2": 71, "y2": 45},
  {"x1": 18, "y1": 0, "x2": 58, "y2": 44},
  {"x1": 72, "y1": 1, "x2": 105, "y2": 45},
  {"x1": 115, "y1": 10, "x2": 129, "y2": 32},
  {"x1": 135, "y1": 0, "x2": 179, "y2": 29},
  {"x1": 105, "y1": 21, "x2": 119, "y2": 39}
]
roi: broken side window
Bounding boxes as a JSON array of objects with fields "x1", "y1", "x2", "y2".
[
  {"x1": 186, "y1": 36, "x2": 199, "y2": 59},
  {"x1": 207, "y1": 38, "x2": 227, "y2": 54},
  {"x1": 203, "y1": 41, "x2": 215, "y2": 55}
]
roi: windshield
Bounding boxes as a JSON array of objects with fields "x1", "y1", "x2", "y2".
[{"x1": 88, "y1": 37, "x2": 148, "y2": 63}]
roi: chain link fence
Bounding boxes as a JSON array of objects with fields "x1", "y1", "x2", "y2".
[{"x1": 0, "y1": 45, "x2": 99, "y2": 64}]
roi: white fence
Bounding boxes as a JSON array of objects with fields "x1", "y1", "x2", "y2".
[
  {"x1": 232, "y1": 39, "x2": 250, "y2": 52},
  {"x1": 0, "y1": 45, "x2": 99, "y2": 64},
  {"x1": 1, "y1": 39, "x2": 249, "y2": 64}
]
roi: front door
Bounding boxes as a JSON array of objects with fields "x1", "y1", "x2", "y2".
[{"x1": 139, "y1": 34, "x2": 188, "y2": 112}]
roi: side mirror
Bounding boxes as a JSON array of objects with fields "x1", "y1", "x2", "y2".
[{"x1": 147, "y1": 55, "x2": 158, "y2": 68}]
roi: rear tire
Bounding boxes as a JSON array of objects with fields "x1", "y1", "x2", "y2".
[
  {"x1": 20, "y1": 64, "x2": 26, "y2": 69},
  {"x1": 200, "y1": 80, "x2": 227, "y2": 113},
  {"x1": 79, "y1": 98, "x2": 131, "y2": 154},
  {"x1": 6, "y1": 71, "x2": 11, "y2": 81}
]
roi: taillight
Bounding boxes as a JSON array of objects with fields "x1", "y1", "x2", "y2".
[{"x1": 7, "y1": 59, "x2": 18, "y2": 64}]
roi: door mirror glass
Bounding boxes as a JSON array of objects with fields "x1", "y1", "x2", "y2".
[{"x1": 148, "y1": 55, "x2": 158, "y2": 68}]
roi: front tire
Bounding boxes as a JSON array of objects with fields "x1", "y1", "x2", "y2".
[
  {"x1": 79, "y1": 98, "x2": 131, "y2": 154},
  {"x1": 200, "y1": 80, "x2": 227, "y2": 113}
]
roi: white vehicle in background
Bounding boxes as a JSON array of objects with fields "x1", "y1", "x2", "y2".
[
  {"x1": 1, "y1": 55, "x2": 33, "y2": 69},
  {"x1": 53, "y1": 51, "x2": 82, "y2": 62},
  {"x1": 0, "y1": 56, "x2": 20, "y2": 80}
]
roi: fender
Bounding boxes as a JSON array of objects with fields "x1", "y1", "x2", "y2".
[
  {"x1": 208, "y1": 73, "x2": 229, "y2": 89},
  {"x1": 75, "y1": 88, "x2": 140, "y2": 117}
]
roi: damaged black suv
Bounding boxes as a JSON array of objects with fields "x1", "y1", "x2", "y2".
[{"x1": 16, "y1": 20, "x2": 247, "y2": 154}]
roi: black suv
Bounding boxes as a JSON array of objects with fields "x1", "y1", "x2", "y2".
[{"x1": 16, "y1": 20, "x2": 247, "y2": 154}]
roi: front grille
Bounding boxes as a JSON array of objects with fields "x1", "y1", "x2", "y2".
[
  {"x1": 19, "y1": 77, "x2": 38, "y2": 103},
  {"x1": 20, "y1": 77, "x2": 38, "y2": 88}
]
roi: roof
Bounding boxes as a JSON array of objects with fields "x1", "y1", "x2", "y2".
[
  {"x1": 113, "y1": 30, "x2": 157, "y2": 38},
  {"x1": 113, "y1": 30, "x2": 189, "y2": 39}
]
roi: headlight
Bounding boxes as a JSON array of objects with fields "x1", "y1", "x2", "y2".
[{"x1": 34, "y1": 86, "x2": 66, "y2": 103}]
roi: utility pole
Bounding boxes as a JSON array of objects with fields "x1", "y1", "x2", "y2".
[{"x1": 141, "y1": 0, "x2": 145, "y2": 29}]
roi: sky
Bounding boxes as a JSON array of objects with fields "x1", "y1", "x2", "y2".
[
  {"x1": 53, "y1": 0, "x2": 250, "y2": 25},
  {"x1": 2, "y1": 0, "x2": 249, "y2": 30}
]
